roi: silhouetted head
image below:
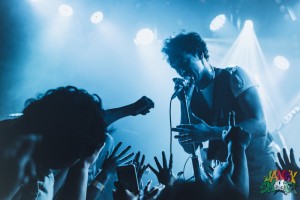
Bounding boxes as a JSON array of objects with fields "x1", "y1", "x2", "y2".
[
  {"x1": 19, "y1": 86, "x2": 106, "y2": 169},
  {"x1": 162, "y1": 32, "x2": 209, "y2": 71},
  {"x1": 162, "y1": 32, "x2": 213, "y2": 89}
]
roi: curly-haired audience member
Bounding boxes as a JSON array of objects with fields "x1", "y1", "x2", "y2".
[{"x1": 0, "y1": 86, "x2": 107, "y2": 199}]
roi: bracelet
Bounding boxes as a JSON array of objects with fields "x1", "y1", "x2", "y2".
[{"x1": 92, "y1": 180, "x2": 105, "y2": 191}]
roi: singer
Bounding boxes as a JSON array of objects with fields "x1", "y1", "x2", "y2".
[{"x1": 162, "y1": 32, "x2": 281, "y2": 200}]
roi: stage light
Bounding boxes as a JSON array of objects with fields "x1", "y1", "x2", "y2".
[
  {"x1": 134, "y1": 28, "x2": 155, "y2": 46},
  {"x1": 90, "y1": 11, "x2": 104, "y2": 24},
  {"x1": 243, "y1": 20, "x2": 254, "y2": 30},
  {"x1": 210, "y1": 14, "x2": 227, "y2": 32},
  {"x1": 274, "y1": 55, "x2": 290, "y2": 70},
  {"x1": 58, "y1": 4, "x2": 73, "y2": 17}
]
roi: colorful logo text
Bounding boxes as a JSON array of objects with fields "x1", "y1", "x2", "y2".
[{"x1": 260, "y1": 170, "x2": 298, "y2": 195}]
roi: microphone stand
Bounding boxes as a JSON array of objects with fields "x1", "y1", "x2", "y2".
[{"x1": 182, "y1": 92, "x2": 202, "y2": 183}]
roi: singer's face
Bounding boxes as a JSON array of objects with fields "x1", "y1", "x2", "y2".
[{"x1": 170, "y1": 53, "x2": 205, "y2": 83}]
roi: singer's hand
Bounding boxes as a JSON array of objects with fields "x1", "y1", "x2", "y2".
[
  {"x1": 172, "y1": 119, "x2": 213, "y2": 143},
  {"x1": 173, "y1": 78, "x2": 195, "y2": 103}
]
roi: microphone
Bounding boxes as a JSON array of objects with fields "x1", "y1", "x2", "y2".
[{"x1": 171, "y1": 76, "x2": 192, "y2": 100}]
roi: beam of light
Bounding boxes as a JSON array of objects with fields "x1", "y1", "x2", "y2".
[
  {"x1": 90, "y1": 11, "x2": 104, "y2": 24},
  {"x1": 28, "y1": 0, "x2": 57, "y2": 18},
  {"x1": 287, "y1": 7, "x2": 297, "y2": 21},
  {"x1": 243, "y1": 20, "x2": 254, "y2": 30},
  {"x1": 134, "y1": 28, "x2": 155, "y2": 46},
  {"x1": 274, "y1": 55, "x2": 290, "y2": 70},
  {"x1": 58, "y1": 4, "x2": 73, "y2": 17},
  {"x1": 219, "y1": 19, "x2": 284, "y2": 130},
  {"x1": 210, "y1": 14, "x2": 227, "y2": 32}
]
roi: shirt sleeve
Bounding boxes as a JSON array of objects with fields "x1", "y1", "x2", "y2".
[{"x1": 228, "y1": 66, "x2": 258, "y2": 97}]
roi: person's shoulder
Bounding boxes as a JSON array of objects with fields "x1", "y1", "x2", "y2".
[
  {"x1": 224, "y1": 66, "x2": 257, "y2": 97},
  {"x1": 224, "y1": 66, "x2": 246, "y2": 75},
  {"x1": 223, "y1": 66, "x2": 253, "y2": 81}
]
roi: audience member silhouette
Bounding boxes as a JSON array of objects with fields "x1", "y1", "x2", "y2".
[{"x1": 0, "y1": 86, "x2": 107, "y2": 199}]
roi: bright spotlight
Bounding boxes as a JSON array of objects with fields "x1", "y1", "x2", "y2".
[
  {"x1": 58, "y1": 4, "x2": 73, "y2": 17},
  {"x1": 210, "y1": 14, "x2": 227, "y2": 32},
  {"x1": 274, "y1": 55, "x2": 290, "y2": 70},
  {"x1": 243, "y1": 20, "x2": 254, "y2": 30},
  {"x1": 90, "y1": 11, "x2": 104, "y2": 24},
  {"x1": 134, "y1": 28, "x2": 155, "y2": 46}
]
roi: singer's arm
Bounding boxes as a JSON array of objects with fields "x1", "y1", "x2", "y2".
[{"x1": 175, "y1": 87, "x2": 266, "y2": 149}]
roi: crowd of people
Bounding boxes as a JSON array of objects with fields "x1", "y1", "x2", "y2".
[
  {"x1": 0, "y1": 87, "x2": 298, "y2": 200},
  {"x1": 0, "y1": 3, "x2": 298, "y2": 198}
]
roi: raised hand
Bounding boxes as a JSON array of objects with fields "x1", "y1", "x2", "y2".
[
  {"x1": 130, "y1": 96, "x2": 154, "y2": 116},
  {"x1": 101, "y1": 142, "x2": 134, "y2": 176},
  {"x1": 141, "y1": 180, "x2": 165, "y2": 200},
  {"x1": 276, "y1": 149, "x2": 300, "y2": 200},
  {"x1": 148, "y1": 151, "x2": 175, "y2": 186},
  {"x1": 87, "y1": 142, "x2": 134, "y2": 200},
  {"x1": 212, "y1": 155, "x2": 234, "y2": 184},
  {"x1": 87, "y1": 142, "x2": 134, "y2": 199},
  {"x1": 131, "y1": 152, "x2": 147, "y2": 187},
  {"x1": 112, "y1": 178, "x2": 165, "y2": 200},
  {"x1": 222, "y1": 111, "x2": 251, "y2": 148},
  {"x1": 276, "y1": 148, "x2": 300, "y2": 172}
]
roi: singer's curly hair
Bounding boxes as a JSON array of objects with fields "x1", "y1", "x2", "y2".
[
  {"x1": 162, "y1": 32, "x2": 209, "y2": 64},
  {"x1": 20, "y1": 86, "x2": 106, "y2": 169}
]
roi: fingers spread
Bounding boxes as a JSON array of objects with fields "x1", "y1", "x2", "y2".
[
  {"x1": 116, "y1": 145, "x2": 131, "y2": 159},
  {"x1": 111, "y1": 142, "x2": 123, "y2": 158},
  {"x1": 118, "y1": 153, "x2": 135, "y2": 164},
  {"x1": 171, "y1": 128, "x2": 191, "y2": 133}
]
